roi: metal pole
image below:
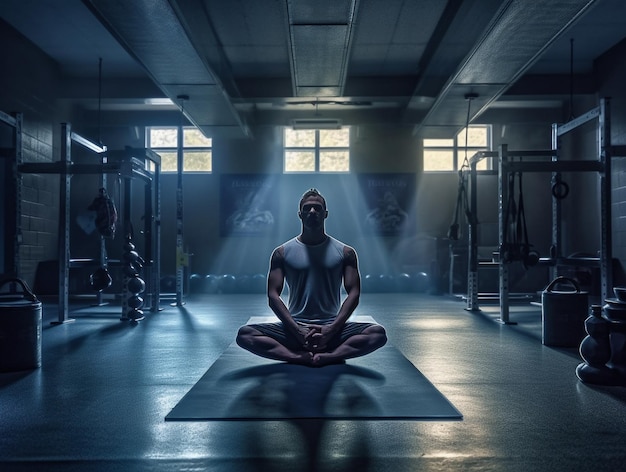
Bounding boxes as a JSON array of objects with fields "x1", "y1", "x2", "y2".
[
  {"x1": 550, "y1": 123, "x2": 561, "y2": 282},
  {"x1": 599, "y1": 98, "x2": 612, "y2": 302},
  {"x1": 121, "y1": 175, "x2": 133, "y2": 321},
  {"x1": 54, "y1": 123, "x2": 73, "y2": 324},
  {"x1": 151, "y1": 153, "x2": 161, "y2": 312},
  {"x1": 96, "y1": 146, "x2": 108, "y2": 307},
  {"x1": 498, "y1": 144, "x2": 512, "y2": 324},
  {"x1": 174, "y1": 118, "x2": 185, "y2": 307},
  {"x1": 466, "y1": 160, "x2": 479, "y2": 311}
]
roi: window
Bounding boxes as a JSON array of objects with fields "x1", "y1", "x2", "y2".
[
  {"x1": 284, "y1": 128, "x2": 350, "y2": 172},
  {"x1": 146, "y1": 126, "x2": 212, "y2": 172},
  {"x1": 423, "y1": 125, "x2": 492, "y2": 171}
]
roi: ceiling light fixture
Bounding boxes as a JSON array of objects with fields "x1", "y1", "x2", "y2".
[
  {"x1": 144, "y1": 98, "x2": 175, "y2": 106},
  {"x1": 292, "y1": 118, "x2": 342, "y2": 130}
]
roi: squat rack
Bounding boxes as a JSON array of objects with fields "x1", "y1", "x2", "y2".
[
  {"x1": 19, "y1": 123, "x2": 162, "y2": 324},
  {"x1": 465, "y1": 149, "x2": 497, "y2": 312},
  {"x1": 466, "y1": 98, "x2": 620, "y2": 323}
]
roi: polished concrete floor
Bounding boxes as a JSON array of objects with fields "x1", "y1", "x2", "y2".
[{"x1": 1, "y1": 292, "x2": 626, "y2": 471}]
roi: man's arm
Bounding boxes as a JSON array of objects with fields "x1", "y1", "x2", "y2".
[
  {"x1": 267, "y1": 247, "x2": 309, "y2": 344},
  {"x1": 312, "y1": 245, "x2": 361, "y2": 348}
]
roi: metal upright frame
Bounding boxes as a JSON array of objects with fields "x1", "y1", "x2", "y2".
[
  {"x1": 174, "y1": 123, "x2": 185, "y2": 307},
  {"x1": 495, "y1": 98, "x2": 613, "y2": 323},
  {"x1": 465, "y1": 150, "x2": 497, "y2": 312},
  {"x1": 464, "y1": 98, "x2": 617, "y2": 323},
  {"x1": 107, "y1": 146, "x2": 162, "y2": 315},
  {"x1": 551, "y1": 98, "x2": 614, "y2": 304},
  {"x1": 19, "y1": 124, "x2": 161, "y2": 324}
]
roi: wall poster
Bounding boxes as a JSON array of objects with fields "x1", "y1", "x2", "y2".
[
  {"x1": 357, "y1": 173, "x2": 416, "y2": 235},
  {"x1": 220, "y1": 174, "x2": 279, "y2": 236}
]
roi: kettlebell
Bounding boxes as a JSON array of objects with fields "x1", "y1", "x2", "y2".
[{"x1": 90, "y1": 267, "x2": 112, "y2": 292}]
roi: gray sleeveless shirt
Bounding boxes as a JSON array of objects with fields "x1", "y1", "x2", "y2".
[{"x1": 282, "y1": 236, "x2": 345, "y2": 323}]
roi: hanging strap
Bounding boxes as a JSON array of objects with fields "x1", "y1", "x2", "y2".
[
  {"x1": 449, "y1": 96, "x2": 476, "y2": 241},
  {"x1": 502, "y1": 171, "x2": 517, "y2": 246},
  {"x1": 448, "y1": 170, "x2": 470, "y2": 240},
  {"x1": 515, "y1": 171, "x2": 539, "y2": 268},
  {"x1": 516, "y1": 171, "x2": 530, "y2": 249}
]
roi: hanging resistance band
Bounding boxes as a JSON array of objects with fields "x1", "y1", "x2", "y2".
[
  {"x1": 501, "y1": 171, "x2": 517, "y2": 261},
  {"x1": 501, "y1": 170, "x2": 539, "y2": 268},
  {"x1": 448, "y1": 169, "x2": 471, "y2": 241},
  {"x1": 448, "y1": 93, "x2": 476, "y2": 241}
]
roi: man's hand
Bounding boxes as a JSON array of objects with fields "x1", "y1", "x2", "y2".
[
  {"x1": 303, "y1": 324, "x2": 337, "y2": 352},
  {"x1": 286, "y1": 323, "x2": 315, "y2": 350}
]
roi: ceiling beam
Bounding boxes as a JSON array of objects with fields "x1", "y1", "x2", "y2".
[
  {"x1": 414, "y1": 0, "x2": 599, "y2": 137},
  {"x1": 286, "y1": 0, "x2": 359, "y2": 97},
  {"x1": 84, "y1": 0, "x2": 251, "y2": 138}
]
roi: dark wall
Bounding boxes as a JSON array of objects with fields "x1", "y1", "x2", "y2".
[
  {"x1": 65, "y1": 102, "x2": 599, "y2": 293},
  {"x1": 0, "y1": 19, "x2": 75, "y2": 285},
  {"x1": 597, "y1": 37, "x2": 626, "y2": 283},
  {"x1": 1, "y1": 16, "x2": 622, "y2": 294},
  {"x1": 89, "y1": 118, "x2": 567, "y2": 285},
  {"x1": 92, "y1": 124, "x2": 426, "y2": 279}
]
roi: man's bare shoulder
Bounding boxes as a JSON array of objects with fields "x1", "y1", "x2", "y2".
[
  {"x1": 270, "y1": 245, "x2": 285, "y2": 268},
  {"x1": 342, "y1": 244, "x2": 358, "y2": 266}
]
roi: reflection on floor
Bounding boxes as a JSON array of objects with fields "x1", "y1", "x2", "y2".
[{"x1": 1, "y1": 293, "x2": 626, "y2": 471}]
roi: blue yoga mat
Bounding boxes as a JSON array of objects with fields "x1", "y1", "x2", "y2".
[{"x1": 166, "y1": 317, "x2": 462, "y2": 421}]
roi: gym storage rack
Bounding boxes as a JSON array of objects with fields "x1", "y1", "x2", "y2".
[
  {"x1": 18, "y1": 123, "x2": 162, "y2": 324},
  {"x1": 465, "y1": 98, "x2": 621, "y2": 323}
]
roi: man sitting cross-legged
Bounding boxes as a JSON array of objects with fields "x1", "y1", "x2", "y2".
[{"x1": 236, "y1": 188, "x2": 387, "y2": 367}]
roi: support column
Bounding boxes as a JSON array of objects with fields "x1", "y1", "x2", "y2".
[
  {"x1": 599, "y1": 98, "x2": 612, "y2": 302},
  {"x1": 54, "y1": 123, "x2": 73, "y2": 324},
  {"x1": 498, "y1": 145, "x2": 513, "y2": 324},
  {"x1": 466, "y1": 160, "x2": 479, "y2": 311},
  {"x1": 174, "y1": 122, "x2": 185, "y2": 307}
]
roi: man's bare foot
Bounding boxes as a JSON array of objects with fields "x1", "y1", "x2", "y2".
[
  {"x1": 288, "y1": 351, "x2": 315, "y2": 366},
  {"x1": 311, "y1": 353, "x2": 346, "y2": 367}
]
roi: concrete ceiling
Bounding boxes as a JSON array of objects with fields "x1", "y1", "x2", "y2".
[{"x1": 1, "y1": 0, "x2": 625, "y2": 139}]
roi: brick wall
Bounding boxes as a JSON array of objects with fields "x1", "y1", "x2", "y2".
[
  {"x1": 611, "y1": 158, "x2": 626, "y2": 283},
  {"x1": 597, "y1": 38, "x2": 626, "y2": 283},
  {"x1": 0, "y1": 20, "x2": 68, "y2": 287},
  {"x1": 19, "y1": 134, "x2": 59, "y2": 286}
]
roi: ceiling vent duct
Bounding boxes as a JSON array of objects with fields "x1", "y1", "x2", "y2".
[{"x1": 292, "y1": 118, "x2": 343, "y2": 130}]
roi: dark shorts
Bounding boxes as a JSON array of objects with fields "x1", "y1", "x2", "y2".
[{"x1": 247, "y1": 321, "x2": 377, "y2": 352}]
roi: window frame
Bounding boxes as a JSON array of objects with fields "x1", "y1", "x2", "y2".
[
  {"x1": 283, "y1": 127, "x2": 350, "y2": 173},
  {"x1": 146, "y1": 125, "x2": 213, "y2": 173},
  {"x1": 423, "y1": 125, "x2": 492, "y2": 172}
]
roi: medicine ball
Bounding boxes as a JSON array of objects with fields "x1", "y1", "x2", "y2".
[
  {"x1": 414, "y1": 271, "x2": 429, "y2": 293},
  {"x1": 127, "y1": 295, "x2": 144, "y2": 309},
  {"x1": 379, "y1": 274, "x2": 394, "y2": 293},
  {"x1": 396, "y1": 273, "x2": 412, "y2": 292},
  {"x1": 251, "y1": 274, "x2": 266, "y2": 293},
  {"x1": 219, "y1": 274, "x2": 237, "y2": 294},
  {"x1": 204, "y1": 274, "x2": 219, "y2": 294},
  {"x1": 127, "y1": 277, "x2": 145, "y2": 294},
  {"x1": 362, "y1": 274, "x2": 375, "y2": 293},
  {"x1": 126, "y1": 308, "x2": 144, "y2": 321},
  {"x1": 189, "y1": 274, "x2": 203, "y2": 294},
  {"x1": 236, "y1": 275, "x2": 252, "y2": 293}
]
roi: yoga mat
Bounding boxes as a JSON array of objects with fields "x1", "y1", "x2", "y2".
[{"x1": 166, "y1": 317, "x2": 462, "y2": 421}]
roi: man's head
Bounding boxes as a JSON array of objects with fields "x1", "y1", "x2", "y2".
[
  {"x1": 298, "y1": 188, "x2": 326, "y2": 211},
  {"x1": 298, "y1": 188, "x2": 328, "y2": 230}
]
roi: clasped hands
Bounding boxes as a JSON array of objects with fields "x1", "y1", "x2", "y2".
[{"x1": 296, "y1": 323, "x2": 336, "y2": 353}]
